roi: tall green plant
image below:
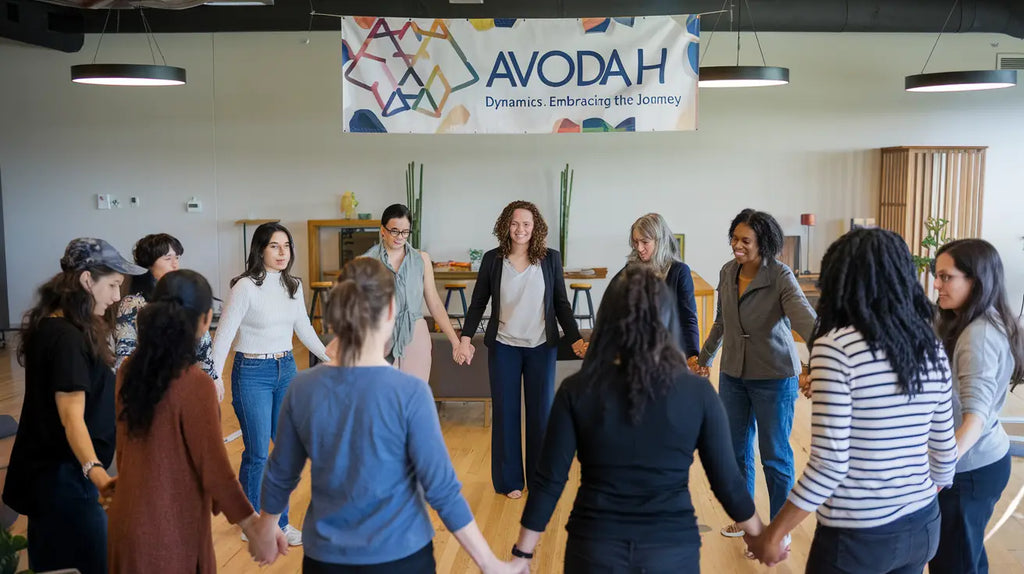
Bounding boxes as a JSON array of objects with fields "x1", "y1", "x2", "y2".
[
  {"x1": 559, "y1": 163, "x2": 574, "y2": 265},
  {"x1": 911, "y1": 217, "x2": 953, "y2": 274},
  {"x1": 405, "y1": 162, "x2": 424, "y2": 249}
]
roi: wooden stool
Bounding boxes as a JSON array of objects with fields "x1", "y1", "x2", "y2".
[
  {"x1": 570, "y1": 283, "x2": 595, "y2": 329},
  {"x1": 309, "y1": 281, "x2": 333, "y2": 333},
  {"x1": 443, "y1": 283, "x2": 469, "y2": 329}
]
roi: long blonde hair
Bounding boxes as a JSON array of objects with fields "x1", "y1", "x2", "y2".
[{"x1": 627, "y1": 213, "x2": 679, "y2": 275}]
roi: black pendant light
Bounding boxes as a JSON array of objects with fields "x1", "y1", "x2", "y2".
[
  {"x1": 699, "y1": 0, "x2": 790, "y2": 88},
  {"x1": 905, "y1": 0, "x2": 1016, "y2": 93},
  {"x1": 71, "y1": 9, "x2": 186, "y2": 87}
]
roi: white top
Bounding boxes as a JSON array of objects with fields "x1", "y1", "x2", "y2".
[
  {"x1": 211, "y1": 271, "x2": 330, "y2": 376},
  {"x1": 788, "y1": 326, "x2": 957, "y2": 529},
  {"x1": 496, "y1": 259, "x2": 546, "y2": 348}
]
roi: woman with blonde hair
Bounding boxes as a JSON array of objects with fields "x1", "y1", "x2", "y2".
[{"x1": 625, "y1": 213, "x2": 701, "y2": 363}]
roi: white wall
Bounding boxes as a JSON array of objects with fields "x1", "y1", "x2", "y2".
[{"x1": 1, "y1": 30, "x2": 1023, "y2": 322}]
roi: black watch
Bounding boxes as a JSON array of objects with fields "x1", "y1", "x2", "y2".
[{"x1": 511, "y1": 544, "x2": 534, "y2": 559}]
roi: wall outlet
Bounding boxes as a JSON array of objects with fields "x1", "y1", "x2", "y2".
[
  {"x1": 129, "y1": 196, "x2": 140, "y2": 207},
  {"x1": 96, "y1": 194, "x2": 111, "y2": 210}
]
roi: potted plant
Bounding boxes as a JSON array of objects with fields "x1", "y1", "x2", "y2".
[
  {"x1": 910, "y1": 217, "x2": 952, "y2": 275},
  {"x1": 0, "y1": 527, "x2": 29, "y2": 574}
]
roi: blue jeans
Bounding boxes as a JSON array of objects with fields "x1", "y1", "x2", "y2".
[
  {"x1": 231, "y1": 352, "x2": 296, "y2": 529},
  {"x1": 806, "y1": 499, "x2": 940, "y2": 574},
  {"x1": 718, "y1": 373, "x2": 798, "y2": 519},
  {"x1": 27, "y1": 463, "x2": 108, "y2": 574},
  {"x1": 930, "y1": 452, "x2": 1012, "y2": 574},
  {"x1": 303, "y1": 542, "x2": 436, "y2": 573},
  {"x1": 488, "y1": 341, "x2": 557, "y2": 494},
  {"x1": 564, "y1": 536, "x2": 699, "y2": 573}
]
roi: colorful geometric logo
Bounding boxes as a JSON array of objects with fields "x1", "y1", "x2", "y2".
[{"x1": 343, "y1": 19, "x2": 479, "y2": 120}]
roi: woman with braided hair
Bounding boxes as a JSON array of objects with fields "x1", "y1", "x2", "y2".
[
  {"x1": 748, "y1": 228, "x2": 957, "y2": 573},
  {"x1": 509, "y1": 264, "x2": 766, "y2": 573}
]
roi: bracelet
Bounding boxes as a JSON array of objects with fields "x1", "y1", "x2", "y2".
[
  {"x1": 82, "y1": 460, "x2": 103, "y2": 479},
  {"x1": 511, "y1": 544, "x2": 534, "y2": 559}
]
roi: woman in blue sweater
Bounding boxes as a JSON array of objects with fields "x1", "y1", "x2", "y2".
[{"x1": 246, "y1": 258, "x2": 520, "y2": 573}]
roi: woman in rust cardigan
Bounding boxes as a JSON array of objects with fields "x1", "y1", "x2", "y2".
[{"x1": 108, "y1": 270, "x2": 285, "y2": 572}]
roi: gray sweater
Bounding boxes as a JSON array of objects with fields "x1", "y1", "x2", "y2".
[
  {"x1": 950, "y1": 314, "x2": 1014, "y2": 473},
  {"x1": 698, "y1": 258, "x2": 816, "y2": 380}
]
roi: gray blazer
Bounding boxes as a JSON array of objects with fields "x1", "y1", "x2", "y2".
[{"x1": 698, "y1": 258, "x2": 816, "y2": 380}]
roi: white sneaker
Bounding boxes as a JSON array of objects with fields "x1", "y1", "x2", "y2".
[
  {"x1": 240, "y1": 531, "x2": 248, "y2": 542},
  {"x1": 721, "y1": 523, "x2": 746, "y2": 538},
  {"x1": 283, "y1": 524, "x2": 303, "y2": 546}
]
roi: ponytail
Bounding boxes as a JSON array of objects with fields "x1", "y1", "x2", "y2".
[{"x1": 325, "y1": 258, "x2": 395, "y2": 366}]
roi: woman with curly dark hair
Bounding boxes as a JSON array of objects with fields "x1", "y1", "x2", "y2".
[
  {"x1": 108, "y1": 270, "x2": 273, "y2": 572},
  {"x1": 458, "y1": 200, "x2": 586, "y2": 499},
  {"x1": 748, "y1": 228, "x2": 956, "y2": 573},
  {"x1": 508, "y1": 265, "x2": 766, "y2": 573},
  {"x1": 3, "y1": 238, "x2": 144, "y2": 574},
  {"x1": 694, "y1": 208, "x2": 816, "y2": 547}
]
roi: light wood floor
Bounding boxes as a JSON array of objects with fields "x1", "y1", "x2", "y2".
[{"x1": 2, "y1": 344, "x2": 1024, "y2": 573}]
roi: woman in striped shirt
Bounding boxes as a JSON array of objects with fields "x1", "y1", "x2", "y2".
[{"x1": 748, "y1": 228, "x2": 957, "y2": 573}]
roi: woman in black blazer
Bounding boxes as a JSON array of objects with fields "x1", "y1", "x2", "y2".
[
  {"x1": 457, "y1": 201, "x2": 586, "y2": 499},
  {"x1": 624, "y1": 213, "x2": 701, "y2": 365}
]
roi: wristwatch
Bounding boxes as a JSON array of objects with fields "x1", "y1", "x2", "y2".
[
  {"x1": 82, "y1": 460, "x2": 104, "y2": 479},
  {"x1": 511, "y1": 544, "x2": 534, "y2": 560}
]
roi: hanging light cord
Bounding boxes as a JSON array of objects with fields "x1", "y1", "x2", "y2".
[
  {"x1": 921, "y1": 0, "x2": 960, "y2": 74},
  {"x1": 700, "y1": 0, "x2": 771, "y2": 67},
  {"x1": 90, "y1": 9, "x2": 112, "y2": 64},
  {"x1": 139, "y1": 7, "x2": 169, "y2": 66},
  {"x1": 744, "y1": 0, "x2": 769, "y2": 67},
  {"x1": 699, "y1": 0, "x2": 731, "y2": 66}
]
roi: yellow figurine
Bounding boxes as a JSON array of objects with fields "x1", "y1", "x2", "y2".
[{"x1": 341, "y1": 191, "x2": 358, "y2": 219}]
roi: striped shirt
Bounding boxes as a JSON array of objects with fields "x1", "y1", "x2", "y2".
[{"x1": 789, "y1": 327, "x2": 957, "y2": 528}]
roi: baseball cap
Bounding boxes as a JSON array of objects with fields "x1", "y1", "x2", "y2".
[{"x1": 60, "y1": 238, "x2": 147, "y2": 276}]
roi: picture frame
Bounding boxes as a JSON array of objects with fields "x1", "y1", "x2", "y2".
[{"x1": 674, "y1": 233, "x2": 686, "y2": 262}]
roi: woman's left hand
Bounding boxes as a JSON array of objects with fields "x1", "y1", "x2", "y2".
[{"x1": 571, "y1": 339, "x2": 588, "y2": 358}]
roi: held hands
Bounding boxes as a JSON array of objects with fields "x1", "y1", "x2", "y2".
[
  {"x1": 688, "y1": 357, "x2": 710, "y2": 378},
  {"x1": 799, "y1": 373, "x2": 813, "y2": 399},
  {"x1": 89, "y1": 467, "x2": 117, "y2": 509},
  {"x1": 245, "y1": 513, "x2": 289, "y2": 566},
  {"x1": 571, "y1": 339, "x2": 588, "y2": 358},
  {"x1": 744, "y1": 529, "x2": 791, "y2": 567},
  {"x1": 454, "y1": 340, "x2": 476, "y2": 365},
  {"x1": 483, "y1": 558, "x2": 531, "y2": 574}
]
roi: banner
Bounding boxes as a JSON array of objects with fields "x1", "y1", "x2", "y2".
[{"x1": 341, "y1": 16, "x2": 700, "y2": 134}]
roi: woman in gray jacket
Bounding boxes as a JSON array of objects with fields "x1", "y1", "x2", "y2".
[
  {"x1": 930, "y1": 239, "x2": 1023, "y2": 574},
  {"x1": 696, "y1": 209, "x2": 816, "y2": 543}
]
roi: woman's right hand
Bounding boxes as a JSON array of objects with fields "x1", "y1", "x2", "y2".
[
  {"x1": 799, "y1": 373, "x2": 812, "y2": 399},
  {"x1": 483, "y1": 559, "x2": 531, "y2": 574},
  {"x1": 89, "y1": 467, "x2": 117, "y2": 499}
]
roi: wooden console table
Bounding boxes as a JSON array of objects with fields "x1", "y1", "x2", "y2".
[{"x1": 307, "y1": 219, "x2": 379, "y2": 282}]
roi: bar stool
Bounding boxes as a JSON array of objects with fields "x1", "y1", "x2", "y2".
[
  {"x1": 309, "y1": 281, "x2": 333, "y2": 333},
  {"x1": 570, "y1": 283, "x2": 595, "y2": 329},
  {"x1": 444, "y1": 283, "x2": 469, "y2": 329}
]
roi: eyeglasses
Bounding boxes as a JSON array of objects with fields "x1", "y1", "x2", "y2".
[{"x1": 385, "y1": 228, "x2": 412, "y2": 239}]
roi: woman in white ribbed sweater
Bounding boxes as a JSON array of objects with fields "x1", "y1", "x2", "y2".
[{"x1": 211, "y1": 222, "x2": 329, "y2": 548}]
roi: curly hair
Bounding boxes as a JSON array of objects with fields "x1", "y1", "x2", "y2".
[
  {"x1": 729, "y1": 208, "x2": 784, "y2": 260},
  {"x1": 493, "y1": 200, "x2": 549, "y2": 264},
  {"x1": 570, "y1": 264, "x2": 686, "y2": 425},
  {"x1": 812, "y1": 228, "x2": 944, "y2": 397},
  {"x1": 120, "y1": 270, "x2": 213, "y2": 437}
]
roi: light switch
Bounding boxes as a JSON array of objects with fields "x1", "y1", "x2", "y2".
[
  {"x1": 96, "y1": 194, "x2": 111, "y2": 210},
  {"x1": 186, "y1": 197, "x2": 202, "y2": 213}
]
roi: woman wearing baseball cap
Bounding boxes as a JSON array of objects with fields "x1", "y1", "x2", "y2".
[{"x1": 2, "y1": 238, "x2": 144, "y2": 574}]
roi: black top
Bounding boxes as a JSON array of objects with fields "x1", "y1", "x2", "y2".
[
  {"x1": 613, "y1": 261, "x2": 700, "y2": 358},
  {"x1": 461, "y1": 247, "x2": 582, "y2": 348},
  {"x1": 3, "y1": 317, "x2": 116, "y2": 514},
  {"x1": 520, "y1": 369, "x2": 755, "y2": 543}
]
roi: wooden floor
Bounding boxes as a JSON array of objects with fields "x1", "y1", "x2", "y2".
[{"x1": 2, "y1": 343, "x2": 1024, "y2": 573}]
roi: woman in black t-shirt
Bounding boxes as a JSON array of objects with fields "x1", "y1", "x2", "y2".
[{"x1": 2, "y1": 238, "x2": 144, "y2": 574}]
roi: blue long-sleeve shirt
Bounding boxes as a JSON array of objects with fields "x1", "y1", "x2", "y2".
[{"x1": 261, "y1": 365, "x2": 473, "y2": 565}]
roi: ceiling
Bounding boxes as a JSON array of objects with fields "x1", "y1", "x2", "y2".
[{"x1": 3, "y1": 0, "x2": 1024, "y2": 53}]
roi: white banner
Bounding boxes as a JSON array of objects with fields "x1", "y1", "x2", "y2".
[{"x1": 341, "y1": 16, "x2": 700, "y2": 134}]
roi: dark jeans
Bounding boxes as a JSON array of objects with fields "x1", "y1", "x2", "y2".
[
  {"x1": 563, "y1": 535, "x2": 699, "y2": 573},
  {"x1": 26, "y1": 463, "x2": 108, "y2": 574},
  {"x1": 718, "y1": 373, "x2": 798, "y2": 519},
  {"x1": 303, "y1": 542, "x2": 435, "y2": 573},
  {"x1": 488, "y1": 341, "x2": 557, "y2": 494},
  {"x1": 231, "y1": 351, "x2": 297, "y2": 529},
  {"x1": 806, "y1": 499, "x2": 940, "y2": 574},
  {"x1": 930, "y1": 452, "x2": 1012, "y2": 574}
]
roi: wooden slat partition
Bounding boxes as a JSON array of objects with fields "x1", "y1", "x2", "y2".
[{"x1": 878, "y1": 146, "x2": 986, "y2": 290}]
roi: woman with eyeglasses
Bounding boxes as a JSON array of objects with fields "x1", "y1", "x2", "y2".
[
  {"x1": 363, "y1": 204, "x2": 471, "y2": 380},
  {"x1": 929, "y1": 239, "x2": 1024, "y2": 574}
]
